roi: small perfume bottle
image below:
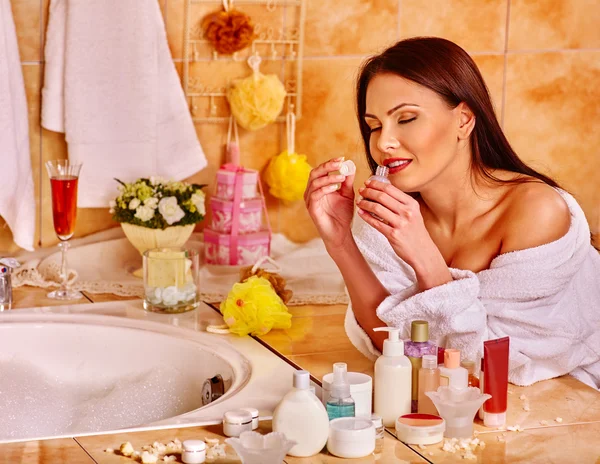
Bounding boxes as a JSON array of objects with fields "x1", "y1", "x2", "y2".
[
  {"x1": 461, "y1": 360, "x2": 480, "y2": 388},
  {"x1": 326, "y1": 363, "x2": 355, "y2": 420},
  {"x1": 365, "y1": 166, "x2": 391, "y2": 221},
  {"x1": 404, "y1": 320, "x2": 437, "y2": 412}
]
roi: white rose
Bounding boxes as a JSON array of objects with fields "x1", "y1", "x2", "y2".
[
  {"x1": 135, "y1": 205, "x2": 155, "y2": 222},
  {"x1": 129, "y1": 198, "x2": 141, "y2": 210},
  {"x1": 149, "y1": 176, "x2": 166, "y2": 186},
  {"x1": 190, "y1": 191, "x2": 206, "y2": 216},
  {"x1": 144, "y1": 197, "x2": 159, "y2": 209},
  {"x1": 158, "y1": 197, "x2": 185, "y2": 225}
]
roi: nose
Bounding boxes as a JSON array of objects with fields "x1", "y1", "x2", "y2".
[{"x1": 376, "y1": 125, "x2": 400, "y2": 154}]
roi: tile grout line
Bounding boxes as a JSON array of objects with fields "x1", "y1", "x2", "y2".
[
  {"x1": 73, "y1": 437, "x2": 99, "y2": 463},
  {"x1": 500, "y1": 0, "x2": 511, "y2": 128}
]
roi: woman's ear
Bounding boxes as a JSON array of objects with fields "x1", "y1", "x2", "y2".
[{"x1": 456, "y1": 102, "x2": 476, "y2": 140}]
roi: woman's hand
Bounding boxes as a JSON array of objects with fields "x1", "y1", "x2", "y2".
[
  {"x1": 356, "y1": 179, "x2": 452, "y2": 289},
  {"x1": 304, "y1": 157, "x2": 356, "y2": 252}
]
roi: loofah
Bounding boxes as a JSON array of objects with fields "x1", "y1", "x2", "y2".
[
  {"x1": 201, "y1": 9, "x2": 255, "y2": 55},
  {"x1": 219, "y1": 275, "x2": 292, "y2": 336},
  {"x1": 239, "y1": 266, "x2": 293, "y2": 304},
  {"x1": 264, "y1": 150, "x2": 311, "y2": 203}
]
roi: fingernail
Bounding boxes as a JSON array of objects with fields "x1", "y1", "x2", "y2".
[
  {"x1": 365, "y1": 179, "x2": 371, "y2": 186},
  {"x1": 357, "y1": 207, "x2": 364, "y2": 215},
  {"x1": 358, "y1": 187, "x2": 365, "y2": 193},
  {"x1": 334, "y1": 156, "x2": 345, "y2": 162}
]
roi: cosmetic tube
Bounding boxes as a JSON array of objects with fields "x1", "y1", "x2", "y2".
[{"x1": 482, "y1": 337, "x2": 509, "y2": 428}]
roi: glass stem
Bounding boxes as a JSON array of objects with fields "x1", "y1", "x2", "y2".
[{"x1": 58, "y1": 241, "x2": 70, "y2": 293}]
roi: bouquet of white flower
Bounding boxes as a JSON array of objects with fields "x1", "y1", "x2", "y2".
[{"x1": 110, "y1": 177, "x2": 206, "y2": 230}]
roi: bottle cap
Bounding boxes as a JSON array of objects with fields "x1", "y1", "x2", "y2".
[
  {"x1": 444, "y1": 349, "x2": 461, "y2": 369},
  {"x1": 375, "y1": 165, "x2": 389, "y2": 178},
  {"x1": 422, "y1": 355, "x2": 437, "y2": 370},
  {"x1": 223, "y1": 409, "x2": 253, "y2": 426},
  {"x1": 329, "y1": 362, "x2": 351, "y2": 399},
  {"x1": 373, "y1": 327, "x2": 405, "y2": 357},
  {"x1": 410, "y1": 320, "x2": 429, "y2": 342},
  {"x1": 293, "y1": 370, "x2": 310, "y2": 390},
  {"x1": 483, "y1": 411, "x2": 506, "y2": 428},
  {"x1": 339, "y1": 160, "x2": 356, "y2": 176},
  {"x1": 461, "y1": 360, "x2": 476, "y2": 374},
  {"x1": 371, "y1": 414, "x2": 383, "y2": 429}
]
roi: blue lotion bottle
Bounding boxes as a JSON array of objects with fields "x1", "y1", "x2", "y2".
[{"x1": 326, "y1": 362, "x2": 355, "y2": 420}]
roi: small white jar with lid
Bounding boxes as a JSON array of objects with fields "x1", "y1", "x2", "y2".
[
  {"x1": 223, "y1": 409, "x2": 254, "y2": 437},
  {"x1": 181, "y1": 440, "x2": 206, "y2": 464},
  {"x1": 327, "y1": 417, "x2": 376, "y2": 458},
  {"x1": 241, "y1": 407, "x2": 259, "y2": 430}
]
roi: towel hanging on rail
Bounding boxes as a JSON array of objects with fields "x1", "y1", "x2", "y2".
[
  {"x1": 0, "y1": 0, "x2": 36, "y2": 251},
  {"x1": 42, "y1": 0, "x2": 207, "y2": 208}
]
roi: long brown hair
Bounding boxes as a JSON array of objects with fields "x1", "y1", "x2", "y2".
[{"x1": 356, "y1": 37, "x2": 560, "y2": 188}]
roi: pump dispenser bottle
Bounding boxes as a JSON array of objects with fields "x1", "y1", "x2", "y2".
[
  {"x1": 373, "y1": 327, "x2": 412, "y2": 427},
  {"x1": 326, "y1": 363, "x2": 356, "y2": 420},
  {"x1": 272, "y1": 370, "x2": 329, "y2": 457}
]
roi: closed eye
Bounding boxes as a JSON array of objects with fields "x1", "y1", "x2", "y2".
[{"x1": 398, "y1": 117, "x2": 416, "y2": 124}]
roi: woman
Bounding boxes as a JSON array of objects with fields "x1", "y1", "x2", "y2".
[{"x1": 305, "y1": 37, "x2": 600, "y2": 388}]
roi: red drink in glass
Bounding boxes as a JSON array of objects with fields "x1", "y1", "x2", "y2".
[{"x1": 50, "y1": 176, "x2": 78, "y2": 240}]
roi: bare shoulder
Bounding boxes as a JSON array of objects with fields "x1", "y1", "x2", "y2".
[{"x1": 499, "y1": 181, "x2": 571, "y2": 254}]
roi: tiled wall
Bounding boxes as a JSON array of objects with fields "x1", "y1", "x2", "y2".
[{"x1": 1, "y1": 0, "x2": 598, "y2": 253}]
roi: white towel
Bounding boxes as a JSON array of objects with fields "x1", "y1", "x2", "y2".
[
  {"x1": 0, "y1": 0, "x2": 35, "y2": 251},
  {"x1": 345, "y1": 189, "x2": 600, "y2": 389},
  {"x1": 42, "y1": 0, "x2": 207, "y2": 207}
]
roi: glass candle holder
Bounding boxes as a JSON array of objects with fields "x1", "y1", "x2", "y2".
[{"x1": 143, "y1": 247, "x2": 199, "y2": 314}]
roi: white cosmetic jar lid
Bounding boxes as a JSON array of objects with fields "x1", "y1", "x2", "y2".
[
  {"x1": 223, "y1": 409, "x2": 253, "y2": 437},
  {"x1": 181, "y1": 440, "x2": 206, "y2": 464},
  {"x1": 241, "y1": 407, "x2": 259, "y2": 430},
  {"x1": 395, "y1": 414, "x2": 445, "y2": 445},
  {"x1": 327, "y1": 417, "x2": 376, "y2": 458}
]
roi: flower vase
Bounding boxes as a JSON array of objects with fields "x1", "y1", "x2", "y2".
[{"x1": 121, "y1": 223, "x2": 195, "y2": 277}]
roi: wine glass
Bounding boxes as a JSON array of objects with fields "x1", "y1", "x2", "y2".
[{"x1": 45, "y1": 160, "x2": 83, "y2": 300}]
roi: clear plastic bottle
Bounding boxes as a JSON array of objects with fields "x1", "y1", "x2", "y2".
[
  {"x1": 366, "y1": 166, "x2": 391, "y2": 221},
  {"x1": 417, "y1": 355, "x2": 440, "y2": 415},
  {"x1": 326, "y1": 363, "x2": 356, "y2": 420},
  {"x1": 404, "y1": 320, "x2": 437, "y2": 412}
]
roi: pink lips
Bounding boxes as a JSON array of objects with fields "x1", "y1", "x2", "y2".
[{"x1": 383, "y1": 158, "x2": 412, "y2": 174}]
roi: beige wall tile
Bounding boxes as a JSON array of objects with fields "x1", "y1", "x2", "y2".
[
  {"x1": 508, "y1": 0, "x2": 600, "y2": 50},
  {"x1": 472, "y1": 54, "x2": 505, "y2": 118},
  {"x1": 400, "y1": 0, "x2": 508, "y2": 53},
  {"x1": 283, "y1": 58, "x2": 365, "y2": 242},
  {"x1": 304, "y1": 0, "x2": 398, "y2": 56},
  {"x1": 504, "y1": 51, "x2": 600, "y2": 234},
  {"x1": 10, "y1": 0, "x2": 41, "y2": 62}
]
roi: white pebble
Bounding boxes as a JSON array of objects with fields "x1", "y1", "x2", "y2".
[
  {"x1": 555, "y1": 417, "x2": 563, "y2": 423},
  {"x1": 141, "y1": 450, "x2": 159, "y2": 464},
  {"x1": 104, "y1": 448, "x2": 114, "y2": 453},
  {"x1": 120, "y1": 442, "x2": 135, "y2": 457}
]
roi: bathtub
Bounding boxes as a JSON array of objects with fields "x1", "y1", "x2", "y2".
[{"x1": 0, "y1": 300, "x2": 297, "y2": 444}]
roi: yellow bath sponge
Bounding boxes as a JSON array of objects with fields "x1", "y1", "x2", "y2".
[
  {"x1": 219, "y1": 275, "x2": 292, "y2": 336},
  {"x1": 226, "y1": 72, "x2": 286, "y2": 131},
  {"x1": 264, "y1": 150, "x2": 312, "y2": 203}
]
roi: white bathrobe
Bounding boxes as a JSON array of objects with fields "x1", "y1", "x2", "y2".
[
  {"x1": 345, "y1": 189, "x2": 600, "y2": 389},
  {"x1": 42, "y1": 0, "x2": 206, "y2": 207}
]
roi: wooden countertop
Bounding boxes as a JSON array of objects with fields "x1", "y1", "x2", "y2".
[{"x1": 3, "y1": 286, "x2": 600, "y2": 463}]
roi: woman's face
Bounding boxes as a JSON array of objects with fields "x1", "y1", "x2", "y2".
[{"x1": 364, "y1": 73, "x2": 464, "y2": 192}]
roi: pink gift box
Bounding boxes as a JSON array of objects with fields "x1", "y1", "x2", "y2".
[
  {"x1": 204, "y1": 229, "x2": 270, "y2": 265},
  {"x1": 210, "y1": 197, "x2": 263, "y2": 234},
  {"x1": 215, "y1": 168, "x2": 258, "y2": 200}
]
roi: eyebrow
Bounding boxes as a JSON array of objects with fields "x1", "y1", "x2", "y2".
[{"x1": 364, "y1": 103, "x2": 419, "y2": 119}]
